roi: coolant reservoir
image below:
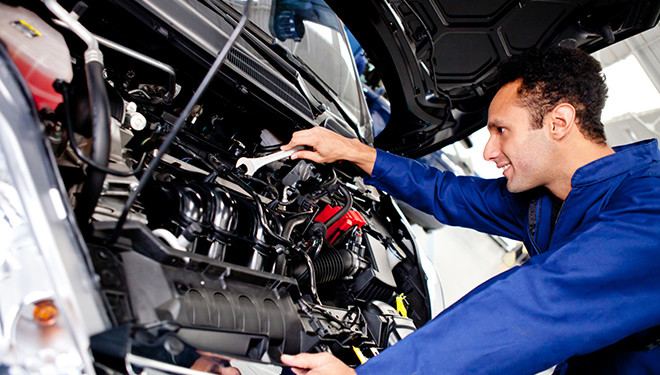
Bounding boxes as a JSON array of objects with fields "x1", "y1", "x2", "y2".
[{"x1": 0, "y1": 3, "x2": 73, "y2": 111}]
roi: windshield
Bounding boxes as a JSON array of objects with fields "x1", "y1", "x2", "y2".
[{"x1": 223, "y1": 0, "x2": 363, "y2": 121}]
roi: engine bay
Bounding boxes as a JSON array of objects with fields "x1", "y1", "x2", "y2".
[{"x1": 4, "y1": 0, "x2": 432, "y2": 371}]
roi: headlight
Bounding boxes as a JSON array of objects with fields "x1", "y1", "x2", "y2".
[
  {"x1": 0, "y1": 132, "x2": 86, "y2": 374},
  {"x1": 0, "y1": 68, "x2": 104, "y2": 373}
]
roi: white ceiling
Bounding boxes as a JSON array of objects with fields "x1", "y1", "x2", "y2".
[{"x1": 592, "y1": 23, "x2": 660, "y2": 92}]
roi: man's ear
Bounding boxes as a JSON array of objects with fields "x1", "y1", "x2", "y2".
[{"x1": 548, "y1": 103, "x2": 576, "y2": 140}]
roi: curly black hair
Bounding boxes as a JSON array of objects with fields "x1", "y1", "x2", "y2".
[{"x1": 496, "y1": 46, "x2": 608, "y2": 144}]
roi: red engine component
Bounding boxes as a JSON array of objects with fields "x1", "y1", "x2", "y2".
[
  {"x1": 0, "y1": 4, "x2": 73, "y2": 111},
  {"x1": 314, "y1": 205, "x2": 366, "y2": 243}
]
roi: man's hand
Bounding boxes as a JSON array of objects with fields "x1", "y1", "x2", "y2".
[
  {"x1": 280, "y1": 353, "x2": 357, "y2": 375},
  {"x1": 189, "y1": 352, "x2": 241, "y2": 375},
  {"x1": 281, "y1": 127, "x2": 377, "y2": 175}
]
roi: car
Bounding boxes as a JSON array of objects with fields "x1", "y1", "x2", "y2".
[
  {"x1": 0, "y1": 0, "x2": 439, "y2": 373},
  {"x1": 0, "y1": 0, "x2": 658, "y2": 374}
]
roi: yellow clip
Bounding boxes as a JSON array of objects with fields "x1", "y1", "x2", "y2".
[
  {"x1": 352, "y1": 346, "x2": 368, "y2": 364},
  {"x1": 396, "y1": 293, "x2": 408, "y2": 318}
]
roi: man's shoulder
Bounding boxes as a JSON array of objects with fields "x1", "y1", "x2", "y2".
[
  {"x1": 613, "y1": 139, "x2": 660, "y2": 176},
  {"x1": 621, "y1": 150, "x2": 660, "y2": 180},
  {"x1": 639, "y1": 158, "x2": 660, "y2": 177},
  {"x1": 574, "y1": 139, "x2": 659, "y2": 186},
  {"x1": 605, "y1": 159, "x2": 660, "y2": 209}
]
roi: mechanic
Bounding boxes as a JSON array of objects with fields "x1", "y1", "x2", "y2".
[{"x1": 278, "y1": 46, "x2": 660, "y2": 374}]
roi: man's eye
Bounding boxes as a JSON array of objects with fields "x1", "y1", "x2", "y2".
[{"x1": 497, "y1": 127, "x2": 505, "y2": 133}]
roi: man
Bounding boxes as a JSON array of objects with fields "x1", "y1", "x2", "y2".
[{"x1": 279, "y1": 47, "x2": 660, "y2": 374}]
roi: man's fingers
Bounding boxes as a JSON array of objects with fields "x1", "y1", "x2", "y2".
[
  {"x1": 219, "y1": 367, "x2": 241, "y2": 375},
  {"x1": 281, "y1": 127, "x2": 361, "y2": 166},
  {"x1": 289, "y1": 368, "x2": 309, "y2": 375},
  {"x1": 281, "y1": 353, "x2": 356, "y2": 375},
  {"x1": 280, "y1": 353, "x2": 311, "y2": 368},
  {"x1": 290, "y1": 150, "x2": 322, "y2": 162},
  {"x1": 280, "y1": 353, "x2": 330, "y2": 369},
  {"x1": 189, "y1": 356, "x2": 242, "y2": 375},
  {"x1": 281, "y1": 139, "x2": 301, "y2": 151},
  {"x1": 282, "y1": 129, "x2": 317, "y2": 151}
]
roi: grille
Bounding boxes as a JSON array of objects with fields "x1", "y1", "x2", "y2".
[{"x1": 228, "y1": 47, "x2": 313, "y2": 118}]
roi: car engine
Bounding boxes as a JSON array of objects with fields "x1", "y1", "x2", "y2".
[{"x1": 3, "y1": 0, "x2": 433, "y2": 372}]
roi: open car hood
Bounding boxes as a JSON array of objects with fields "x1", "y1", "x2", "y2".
[{"x1": 327, "y1": 0, "x2": 660, "y2": 158}]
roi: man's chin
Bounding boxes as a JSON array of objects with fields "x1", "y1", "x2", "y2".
[{"x1": 505, "y1": 180, "x2": 526, "y2": 194}]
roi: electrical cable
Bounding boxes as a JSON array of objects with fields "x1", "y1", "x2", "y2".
[
  {"x1": 298, "y1": 246, "x2": 322, "y2": 305},
  {"x1": 331, "y1": 224, "x2": 359, "y2": 248},
  {"x1": 310, "y1": 237, "x2": 323, "y2": 260},
  {"x1": 171, "y1": 140, "x2": 218, "y2": 171},
  {"x1": 109, "y1": 0, "x2": 252, "y2": 243}
]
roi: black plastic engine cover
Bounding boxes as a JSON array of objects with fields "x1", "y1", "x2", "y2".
[{"x1": 90, "y1": 222, "x2": 305, "y2": 360}]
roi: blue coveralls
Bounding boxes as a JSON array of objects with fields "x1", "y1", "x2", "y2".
[{"x1": 357, "y1": 139, "x2": 660, "y2": 374}]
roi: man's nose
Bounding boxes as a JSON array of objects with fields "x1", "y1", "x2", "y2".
[{"x1": 483, "y1": 135, "x2": 500, "y2": 162}]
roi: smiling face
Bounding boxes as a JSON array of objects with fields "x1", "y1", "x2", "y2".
[{"x1": 484, "y1": 80, "x2": 555, "y2": 193}]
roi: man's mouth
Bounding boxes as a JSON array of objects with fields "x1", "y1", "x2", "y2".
[{"x1": 499, "y1": 163, "x2": 511, "y2": 175}]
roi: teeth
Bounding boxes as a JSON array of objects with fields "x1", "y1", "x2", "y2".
[{"x1": 502, "y1": 164, "x2": 511, "y2": 171}]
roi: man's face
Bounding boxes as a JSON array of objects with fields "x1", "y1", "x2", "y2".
[{"x1": 483, "y1": 80, "x2": 554, "y2": 193}]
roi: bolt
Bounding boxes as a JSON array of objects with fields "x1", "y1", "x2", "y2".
[{"x1": 129, "y1": 113, "x2": 147, "y2": 131}]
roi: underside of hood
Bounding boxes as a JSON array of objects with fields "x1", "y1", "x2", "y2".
[{"x1": 327, "y1": 0, "x2": 660, "y2": 158}]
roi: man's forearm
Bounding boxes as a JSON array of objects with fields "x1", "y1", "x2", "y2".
[{"x1": 346, "y1": 137, "x2": 377, "y2": 175}]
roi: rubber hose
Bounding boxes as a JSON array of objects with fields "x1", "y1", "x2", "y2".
[
  {"x1": 74, "y1": 61, "x2": 110, "y2": 231},
  {"x1": 324, "y1": 184, "x2": 353, "y2": 230},
  {"x1": 313, "y1": 248, "x2": 358, "y2": 284}
]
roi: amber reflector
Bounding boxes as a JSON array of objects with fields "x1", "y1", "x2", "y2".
[{"x1": 33, "y1": 299, "x2": 59, "y2": 327}]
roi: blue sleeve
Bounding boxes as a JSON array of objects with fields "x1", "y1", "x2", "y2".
[
  {"x1": 364, "y1": 149, "x2": 526, "y2": 240},
  {"x1": 356, "y1": 174, "x2": 660, "y2": 374}
]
